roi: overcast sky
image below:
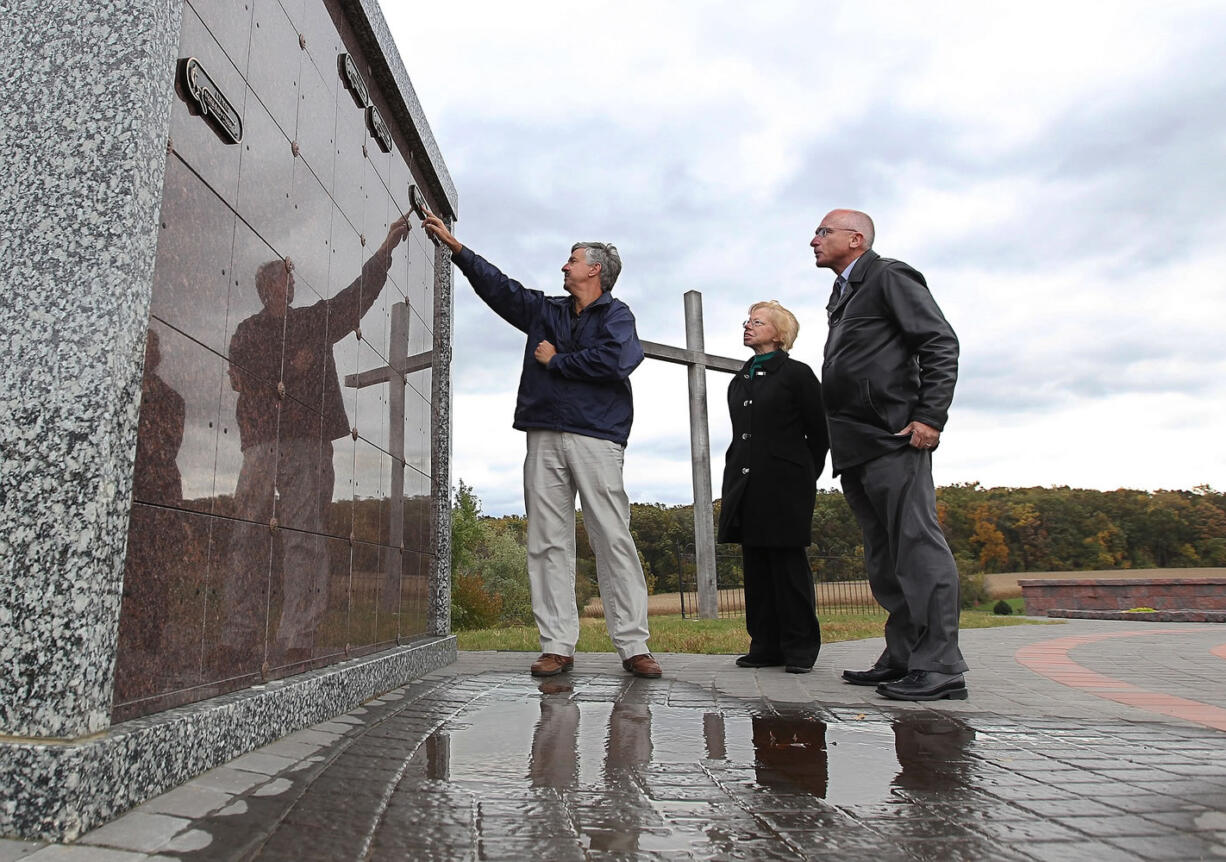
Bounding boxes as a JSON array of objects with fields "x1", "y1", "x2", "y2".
[{"x1": 384, "y1": 1, "x2": 1226, "y2": 516}]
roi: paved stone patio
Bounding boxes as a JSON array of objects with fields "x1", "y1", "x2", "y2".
[{"x1": 4, "y1": 619, "x2": 1225, "y2": 860}]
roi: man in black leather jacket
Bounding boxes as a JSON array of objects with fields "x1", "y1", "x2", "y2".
[{"x1": 813, "y1": 209, "x2": 968, "y2": 701}]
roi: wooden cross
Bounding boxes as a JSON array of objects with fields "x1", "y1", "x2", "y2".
[
  {"x1": 344, "y1": 300, "x2": 432, "y2": 590},
  {"x1": 641, "y1": 290, "x2": 741, "y2": 620}
]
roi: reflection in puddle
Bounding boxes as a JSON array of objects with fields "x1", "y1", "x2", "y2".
[{"x1": 413, "y1": 679, "x2": 979, "y2": 854}]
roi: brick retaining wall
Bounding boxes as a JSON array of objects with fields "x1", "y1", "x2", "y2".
[{"x1": 1019, "y1": 578, "x2": 1226, "y2": 616}]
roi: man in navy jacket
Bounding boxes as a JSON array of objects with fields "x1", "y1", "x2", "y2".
[
  {"x1": 424, "y1": 214, "x2": 661, "y2": 680},
  {"x1": 813, "y1": 208, "x2": 967, "y2": 701}
]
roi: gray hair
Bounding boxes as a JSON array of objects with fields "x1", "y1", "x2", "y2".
[
  {"x1": 572, "y1": 242, "x2": 622, "y2": 292},
  {"x1": 255, "y1": 259, "x2": 287, "y2": 306}
]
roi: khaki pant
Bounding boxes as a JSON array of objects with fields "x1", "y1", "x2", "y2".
[{"x1": 523, "y1": 430, "x2": 651, "y2": 659}]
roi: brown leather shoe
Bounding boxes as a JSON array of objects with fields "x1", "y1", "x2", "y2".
[
  {"x1": 621, "y1": 653, "x2": 663, "y2": 678},
  {"x1": 530, "y1": 653, "x2": 574, "y2": 677}
]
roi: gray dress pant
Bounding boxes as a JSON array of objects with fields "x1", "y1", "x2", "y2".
[
  {"x1": 840, "y1": 446, "x2": 968, "y2": 675},
  {"x1": 523, "y1": 430, "x2": 651, "y2": 660}
]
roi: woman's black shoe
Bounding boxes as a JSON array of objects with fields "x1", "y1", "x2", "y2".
[{"x1": 736, "y1": 655, "x2": 784, "y2": 668}]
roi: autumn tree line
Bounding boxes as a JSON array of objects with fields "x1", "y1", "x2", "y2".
[{"x1": 449, "y1": 481, "x2": 1226, "y2": 629}]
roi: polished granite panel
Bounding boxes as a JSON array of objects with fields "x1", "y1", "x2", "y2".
[
  {"x1": 405, "y1": 229, "x2": 434, "y2": 317},
  {"x1": 113, "y1": 504, "x2": 211, "y2": 708},
  {"x1": 202, "y1": 516, "x2": 270, "y2": 687},
  {"x1": 260, "y1": 527, "x2": 346, "y2": 676},
  {"x1": 223, "y1": 216, "x2": 285, "y2": 367},
  {"x1": 136, "y1": 322, "x2": 226, "y2": 514},
  {"x1": 349, "y1": 540, "x2": 396, "y2": 647},
  {"x1": 327, "y1": 431, "x2": 357, "y2": 536},
  {"x1": 151, "y1": 159, "x2": 238, "y2": 357},
  {"x1": 272, "y1": 409, "x2": 326, "y2": 532},
  {"x1": 404, "y1": 467, "x2": 431, "y2": 555},
  {"x1": 408, "y1": 300, "x2": 431, "y2": 355},
  {"x1": 404, "y1": 389, "x2": 429, "y2": 477},
  {"x1": 331, "y1": 94, "x2": 368, "y2": 232},
  {"x1": 214, "y1": 357, "x2": 281, "y2": 522},
  {"x1": 246, "y1": 0, "x2": 300, "y2": 139},
  {"x1": 235, "y1": 90, "x2": 295, "y2": 259},
  {"x1": 170, "y1": 3, "x2": 245, "y2": 202},
  {"x1": 316, "y1": 534, "x2": 354, "y2": 658},
  {"x1": 295, "y1": 0, "x2": 343, "y2": 73},
  {"x1": 287, "y1": 162, "x2": 334, "y2": 300},
  {"x1": 399, "y1": 550, "x2": 429, "y2": 636},
  {"x1": 277, "y1": 277, "x2": 330, "y2": 417},
  {"x1": 364, "y1": 115, "x2": 392, "y2": 191},
  {"x1": 293, "y1": 58, "x2": 337, "y2": 195},
  {"x1": 388, "y1": 149, "x2": 412, "y2": 217},
  {"x1": 353, "y1": 339, "x2": 391, "y2": 451},
  {"x1": 352, "y1": 436, "x2": 390, "y2": 544},
  {"x1": 186, "y1": 0, "x2": 253, "y2": 75},
  {"x1": 328, "y1": 202, "x2": 363, "y2": 298}
]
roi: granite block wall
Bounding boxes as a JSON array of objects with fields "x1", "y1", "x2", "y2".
[
  {"x1": 1, "y1": 0, "x2": 458, "y2": 839},
  {"x1": 0, "y1": 0, "x2": 186, "y2": 740}
]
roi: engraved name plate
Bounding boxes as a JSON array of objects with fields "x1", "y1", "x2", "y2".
[
  {"x1": 338, "y1": 53, "x2": 369, "y2": 109},
  {"x1": 179, "y1": 58, "x2": 243, "y2": 144},
  {"x1": 367, "y1": 105, "x2": 392, "y2": 153}
]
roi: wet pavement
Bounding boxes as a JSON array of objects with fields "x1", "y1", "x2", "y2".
[{"x1": 5, "y1": 619, "x2": 1226, "y2": 861}]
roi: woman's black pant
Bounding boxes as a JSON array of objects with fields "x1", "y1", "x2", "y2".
[{"x1": 742, "y1": 545, "x2": 822, "y2": 668}]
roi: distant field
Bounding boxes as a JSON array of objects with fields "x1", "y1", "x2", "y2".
[{"x1": 583, "y1": 567, "x2": 1226, "y2": 617}]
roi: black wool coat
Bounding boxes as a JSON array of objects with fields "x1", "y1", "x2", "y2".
[{"x1": 717, "y1": 352, "x2": 829, "y2": 548}]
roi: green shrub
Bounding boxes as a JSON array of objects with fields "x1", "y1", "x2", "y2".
[
  {"x1": 955, "y1": 551, "x2": 989, "y2": 609},
  {"x1": 451, "y1": 572, "x2": 503, "y2": 630},
  {"x1": 992, "y1": 599, "x2": 1013, "y2": 615}
]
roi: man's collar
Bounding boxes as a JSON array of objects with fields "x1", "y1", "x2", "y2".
[
  {"x1": 845, "y1": 249, "x2": 877, "y2": 284},
  {"x1": 573, "y1": 290, "x2": 613, "y2": 314}
]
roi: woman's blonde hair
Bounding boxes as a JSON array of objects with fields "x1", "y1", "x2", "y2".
[{"x1": 749, "y1": 300, "x2": 799, "y2": 351}]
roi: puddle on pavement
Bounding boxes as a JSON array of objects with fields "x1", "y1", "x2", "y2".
[
  {"x1": 173, "y1": 674, "x2": 1226, "y2": 860},
  {"x1": 437, "y1": 691, "x2": 975, "y2": 806}
]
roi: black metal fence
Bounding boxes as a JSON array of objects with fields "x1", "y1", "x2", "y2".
[{"x1": 677, "y1": 547, "x2": 884, "y2": 619}]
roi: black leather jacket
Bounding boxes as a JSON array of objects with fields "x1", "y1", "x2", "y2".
[{"x1": 821, "y1": 250, "x2": 958, "y2": 475}]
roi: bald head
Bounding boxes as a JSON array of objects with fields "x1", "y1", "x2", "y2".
[
  {"x1": 828, "y1": 210, "x2": 874, "y2": 248},
  {"x1": 811, "y1": 209, "x2": 875, "y2": 273}
]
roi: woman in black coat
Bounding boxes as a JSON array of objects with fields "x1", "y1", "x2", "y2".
[{"x1": 717, "y1": 301, "x2": 829, "y2": 672}]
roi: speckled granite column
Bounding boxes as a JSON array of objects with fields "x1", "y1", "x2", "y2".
[
  {"x1": 0, "y1": 0, "x2": 184, "y2": 739},
  {"x1": 430, "y1": 239, "x2": 455, "y2": 637}
]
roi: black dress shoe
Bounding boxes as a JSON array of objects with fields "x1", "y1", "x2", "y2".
[
  {"x1": 735, "y1": 654, "x2": 784, "y2": 668},
  {"x1": 785, "y1": 665, "x2": 813, "y2": 674},
  {"x1": 842, "y1": 665, "x2": 907, "y2": 686},
  {"x1": 877, "y1": 670, "x2": 967, "y2": 701}
]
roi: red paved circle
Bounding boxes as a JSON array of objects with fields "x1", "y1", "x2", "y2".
[{"x1": 1016, "y1": 629, "x2": 1226, "y2": 731}]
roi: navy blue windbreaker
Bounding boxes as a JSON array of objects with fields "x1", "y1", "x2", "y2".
[{"x1": 453, "y1": 247, "x2": 644, "y2": 446}]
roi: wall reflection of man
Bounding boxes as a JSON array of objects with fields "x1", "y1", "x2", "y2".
[
  {"x1": 751, "y1": 713, "x2": 829, "y2": 798},
  {"x1": 116, "y1": 328, "x2": 187, "y2": 699},
  {"x1": 221, "y1": 217, "x2": 409, "y2": 669}
]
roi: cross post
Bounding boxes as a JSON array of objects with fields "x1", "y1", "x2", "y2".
[
  {"x1": 344, "y1": 300, "x2": 432, "y2": 600},
  {"x1": 641, "y1": 290, "x2": 741, "y2": 620}
]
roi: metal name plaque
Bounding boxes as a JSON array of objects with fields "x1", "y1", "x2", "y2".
[
  {"x1": 179, "y1": 58, "x2": 242, "y2": 144},
  {"x1": 367, "y1": 106, "x2": 392, "y2": 153},
  {"x1": 338, "y1": 53, "x2": 369, "y2": 108}
]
